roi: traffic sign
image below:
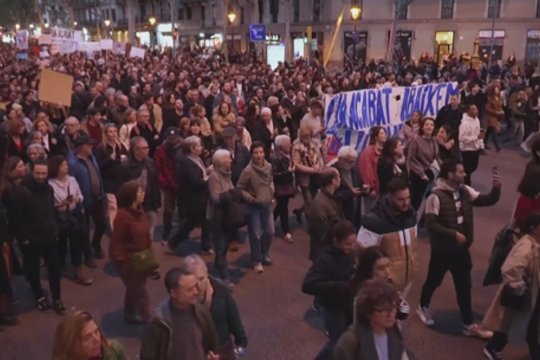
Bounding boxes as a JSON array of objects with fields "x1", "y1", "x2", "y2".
[{"x1": 249, "y1": 24, "x2": 266, "y2": 42}]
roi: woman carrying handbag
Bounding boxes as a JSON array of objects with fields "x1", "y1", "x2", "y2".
[
  {"x1": 483, "y1": 213, "x2": 540, "y2": 360},
  {"x1": 109, "y1": 180, "x2": 157, "y2": 324}
]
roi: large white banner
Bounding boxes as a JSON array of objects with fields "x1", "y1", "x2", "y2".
[{"x1": 325, "y1": 82, "x2": 459, "y2": 152}]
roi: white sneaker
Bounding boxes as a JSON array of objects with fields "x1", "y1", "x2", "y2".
[
  {"x1": 416, "y1": 305, "x2": 435, "y2": 327},
  {"x1": 253, "y1": 263, "x2": 264, "y2": 273},
  {"x1": 463, "y1": 323, "x2": 493, "y2": 339},
  {"x1": 284, "y1": 233, "x2": 293, "y2": 243}
]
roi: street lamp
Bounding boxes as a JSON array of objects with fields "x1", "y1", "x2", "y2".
[
  {"x1": 227, "y1": 10, "x2": 237, "y2": 62},
  {"x1": 73, "y1": 21, "x2": 78, "y2": 27},
  {"x1": 148, "y1": 17, "x2": 157, "y2": 46},
  {"x1": 15, "y1": 23, "x2": 20, "y2": 31},
  {"x1": 104, "y1": 19, "x2": 111, "y2": 27},
  {"x1": 29, "y1": 24, "x2": 35, "y2": 29},
  {"x1": 350, "y1": 2, "x2": 362, "y2": 66}
]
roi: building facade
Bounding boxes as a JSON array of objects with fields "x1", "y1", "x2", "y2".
[{"x1": 71, "y1": 0, "x2": 540, "y2": 66}]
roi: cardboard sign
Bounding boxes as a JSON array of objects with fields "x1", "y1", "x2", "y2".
[
  {"x1": 38, "y1": 69, "x2": 74, "y2": 107},
  {"x1": 99, "y1": 39, "x2": 113, "y2": 50},
  {"x1": 129, "y1": 46, "x2": 146, "y2": 59},
  {"x1": 114, "y1": 42, "x2": 126, "y2": 55},
  {"x1": 60, "y1": 40, "x2": 78, "y2": 54}
]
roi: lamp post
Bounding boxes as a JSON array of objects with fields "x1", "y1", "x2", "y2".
[
  {"x1": 148, "y1": 16, "x2": 157, "y2": 47},
  {"x1": 227, "y1": 10, "x2": 237, "y2": 62},
  {"x1": 350, "y1": 1, "x2": 361, "y2": 67},
  {"x1": 104, "y1": 19, "x2": 111, "y2": 39}
]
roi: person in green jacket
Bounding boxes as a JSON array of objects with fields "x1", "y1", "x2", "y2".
[{"x1": 52, "y1": 310, "x2": 128, "y2": 360}]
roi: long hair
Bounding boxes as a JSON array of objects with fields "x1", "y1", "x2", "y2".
[
  {"x1": 368, "y1": 126, "x2": 385, "y2": 145},
  {"x1": 380, "y1": 137, "x2": 401, "y2": 165},
  {"x1": 352, "y1": 246, "x2": 389, "y2": 290},
  {"x1": 52, "y1": 310, "x2": 109, "y2": 360},
  {"x1": 0, "y1": 156, "x2": 23, "y2": 194}
]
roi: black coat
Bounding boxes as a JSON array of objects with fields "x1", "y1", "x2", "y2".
[
  {"x1": 130, "y1": 122, "x2": 160, "y2": 157},
  {"x1": 176, "y1": 156, "x2": 208, "y2": 214},
  {"x1": 13, "y1": 176, "x2": 57, "y2": 244},
  {"x1": 222, "y1": 142, "x2": 250, "y2": 186},
  {"x1": 377, "y1": 158, "x2": 409, "y2": 195},
  {"x1": 270, "y1": 150, "x2": 294, "y2": 188},
  {"x1": 302, "y1": 247, "x2": 356, "y2": 321},
  {"x1": 94, "y1": 143, "x2": 129, "y2": 194},
  {"x1": 118, "y1": 157, "x2": 161, "y2": 212},
  {"x1": 435, "y1": 104, "x2": 464, "y2": 135},
  {"x1": 209, "y1": 277, "x2": 248, "y2": 347}
]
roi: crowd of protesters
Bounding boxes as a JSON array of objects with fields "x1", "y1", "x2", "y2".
[{"x1": 0, "y1": 40, "x2": 539, "y2": 359}]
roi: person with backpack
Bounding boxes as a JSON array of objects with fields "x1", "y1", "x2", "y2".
[{"x1": 483, "y1": 213, "x2": 540, "y2": 360}]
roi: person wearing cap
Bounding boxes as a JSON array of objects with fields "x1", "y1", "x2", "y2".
[
  {"x1": 67, "y1": 133, "x2": 106, "y2": 268},
  {"x1": 154, "y1": 127, "x2": 182, "y2": 244},
  {"x1": 81, "y1": 107, "x2": 104, "y2": 145}
]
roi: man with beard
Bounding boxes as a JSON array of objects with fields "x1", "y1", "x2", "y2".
[
  {"x1": 164, "y1": 99, "x2": 186, "y2": 130},
  {"x1": 13, "y1": 159, "x2": 65, "y2": 313}
]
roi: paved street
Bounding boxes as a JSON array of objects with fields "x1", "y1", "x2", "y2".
[{"x1": 0, "y1": 146, "x2": 533, "y2": 360}]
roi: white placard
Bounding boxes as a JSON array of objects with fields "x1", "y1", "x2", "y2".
[
  {"x1": 99, "y1": 39, "x2": 113, "y2": 50},
  {"x1": 129, "y1": 46, "x2": 146, "y2": 59},
  {"x1": 39, "y1": 34, "x2": 52, "y2": 45},
  {"x1": 266, "y1": 44, "x2": 285, "y2": 70},
  {"x1": 114, "y1": 42, "x2": 126, "y2": 55},
  {"x1": 59, "y1": 40, "x2": 78, "y2": 54},
  {"x1": 86, "y1": 42, "x2": 101, "y2": 53},
  {"x1": 16, "y1": 30, "x2": 29, "y2": 50}
]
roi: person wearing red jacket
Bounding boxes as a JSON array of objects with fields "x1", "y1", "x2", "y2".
[{"x1": 154, "y1": 128, "x2": 182, "y2": 244}]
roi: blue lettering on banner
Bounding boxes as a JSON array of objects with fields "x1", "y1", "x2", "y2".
[{"x1": 325, "y1": 82, "x2": 456, "y2": 152}]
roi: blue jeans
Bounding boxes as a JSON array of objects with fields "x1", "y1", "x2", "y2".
[
  {"x1": 247, "y1": 204, "x2": 274, "y2": 263},
  {"x1": 315, "y1": 307, "x2": 347, "y2": 360}
]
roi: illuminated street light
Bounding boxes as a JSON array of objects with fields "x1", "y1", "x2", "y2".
[
  {"x1": 15, "y1": 23, "x2": 20, "y2": 31},
  {"x1": 350, "y1": 3, "x2": 361, "y2": 21},
  {"x1": 73, "y1": 21, "x2": 78, "y2": 27},
  {"x1": 227, "y1": 11, "x2": 237, "y2": 24},
  {"x1": 104, "y1": 19, "x2": 111, "y2": 27},
  {"x1": 44, "y1": 23, "x2": 50, "y2": 29},
  {"x1": 148, "y1": 16, "x2": 156, "y2": 26},
  {"x1": 29, "y1": 24, "x2": 35, "y2": 29}
]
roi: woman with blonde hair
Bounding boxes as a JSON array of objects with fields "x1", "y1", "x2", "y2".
[
  {"x1": 33, "y1": 111, "x2": 59, "y2": 155},
  {"x1": 119, "y1": 108, "x2": 137, "y2": 150},
  {"x1": 52, "y1": 310, "x2": 127, "y2": 360}
]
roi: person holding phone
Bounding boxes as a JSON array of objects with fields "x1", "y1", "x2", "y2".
[{"x1": 417, "y1": 159, "x2": 501, "y2": 339}]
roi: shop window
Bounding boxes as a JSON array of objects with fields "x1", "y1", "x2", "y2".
[
  {"x1": 441, "y1": 0, "x2": 454, "y2": 19},
  {"x1": 313, "y1": 0, "x2": 321, "y2": 22},
  {"x1": 270, "y1": 0, "x2": 279, "y2": 23},
  {"x1": 487, "y1": 0, "x2": 501, "y2": 19},
  {"x1": 178, "y1": 8, "x2": 185, "y2": 21},
  {"x1": 241, "y1": 7, "x2": 245, "y2": 25},
  {"x1": 201, "y1": 5, "x2": 206, "y2": 24},
  {"x1": 111, "y1": 9, "x2": 117, "y2": 22},
  {"x1": 395, "y1": 0, "x2": 409, "y2": 20},
  {"x1": 294, "y1": 0, "x2": 300, "y2": 22},
  {"x1": 536, "y1": 0, "x2": 540, "y2": 18},
  {"x1": 186, "y1": 6, "x2": 192, "y2": 20}
]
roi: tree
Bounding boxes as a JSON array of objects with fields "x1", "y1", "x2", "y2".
[{"x1": 386, "y1": 0, "x2": 414, "y2": 62}]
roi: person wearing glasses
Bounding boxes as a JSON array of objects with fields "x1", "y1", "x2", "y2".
[{"x1": 333, "y1": 279, "x2": 408, "y2": 360}]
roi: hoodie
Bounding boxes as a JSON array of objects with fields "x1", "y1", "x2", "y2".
[
  {"x1": 459, "y1": 112, "x2": 482, "y2": 151},
  {"x1": 357, "y1": 197, "x2": 417, "y2": 290},
  {"x1": 140, "y1": 300, "x2": 219, "y2": 360}
]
